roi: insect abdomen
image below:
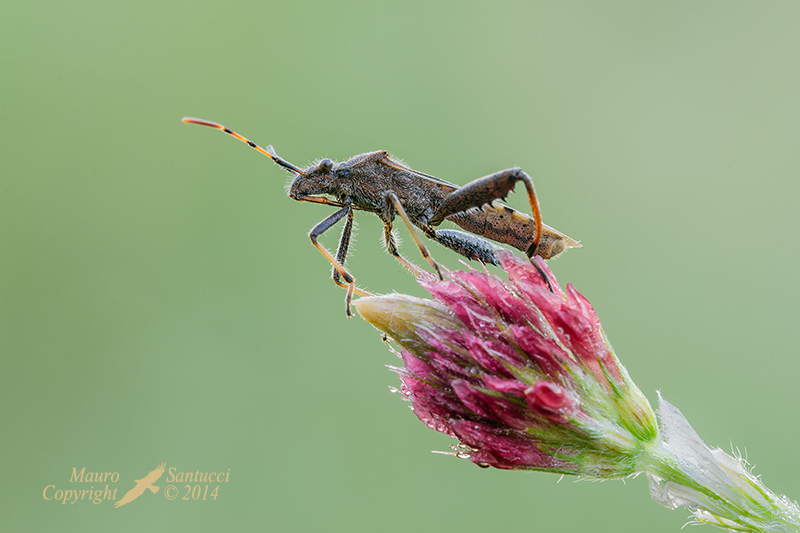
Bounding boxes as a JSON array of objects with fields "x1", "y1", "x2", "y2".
[{"x1": 448, "y1": 205, "x2": 534, "y2": 253}]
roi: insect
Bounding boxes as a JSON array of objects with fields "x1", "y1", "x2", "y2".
[{"x1": 182, "y1": 117, "x2": 579, "y2": 316}]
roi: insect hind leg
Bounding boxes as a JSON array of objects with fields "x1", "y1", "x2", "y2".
[
  {"x1": 427, "y1": 228, "x2": 554, "y2": 292},
  {"x1": 429, "y1": 168, "x2": 543, "y2": 258},
  {"x1": 426, "y1": 228, "x2": 501, "y2": 266}
]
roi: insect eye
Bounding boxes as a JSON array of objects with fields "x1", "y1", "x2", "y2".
[{"x1": 318, "y1": 158, "x2": 333, "y2": 173}]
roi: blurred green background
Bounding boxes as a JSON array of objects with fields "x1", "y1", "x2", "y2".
[{"x1": 3, "y1": 1, "x2": 800, "y2": 531}]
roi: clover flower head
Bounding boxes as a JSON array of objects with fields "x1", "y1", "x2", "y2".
[
  {"x1": 353, "y1": 251, "x2": 800, "y2": 532},
  {"x1": 355, "y1": 251, "x2": 658, "y2": 477}
]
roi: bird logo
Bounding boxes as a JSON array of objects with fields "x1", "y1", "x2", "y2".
[{"x1": 114, "y1": 463, "x2": 166, "y2": 508}]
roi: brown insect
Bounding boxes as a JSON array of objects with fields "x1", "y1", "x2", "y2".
[{"x1": 182, "y1": 117, "x2": 579, "y2": 315}]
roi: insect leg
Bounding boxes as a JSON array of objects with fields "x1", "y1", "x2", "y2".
[
  {"x1": 382, "y1": 222, "x2": 427, "y2": 278},
  {"x1": 426, "y1": 228, "x2": 554, "y2": 292},
  {"x1": 384, "y1": 192, "x2": 443, "y2": 280},
  {"x1": 309, "y1": 206, "x2": 372, "y2": 317},
  {"x1": 332, "y1": 208, "x2": 355, "y2": 288},
  {"x1": 330, "y1": 207, "x2": 382, "y2": 292},
  {"x1": 429, "y1": 168, "x2": 543, "y2": 257},
  {"x1": 425, "y1": 228, "x2": 501, "y2": 266}
]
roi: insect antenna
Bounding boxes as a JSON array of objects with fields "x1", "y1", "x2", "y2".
[{"x1": 182, "y1": 117, "x2": 306, "y2": 175}]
